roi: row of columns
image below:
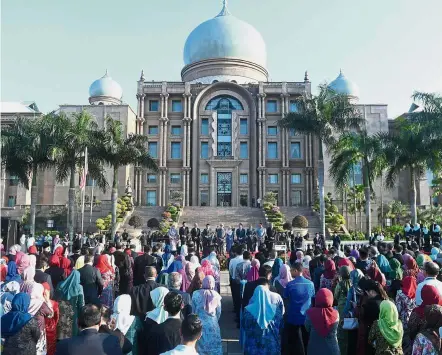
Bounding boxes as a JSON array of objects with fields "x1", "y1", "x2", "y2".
[
  {"x1": 280, "y1": 94, "x2": 291, "y2": 206},
  {"x1": 158, "y1": 94, "x2": 169, "y2": 206},
  {"x1": 134, "y1": 94, "x2": 146, "y2": 206},
  {"x1": 181, "y1": 93, "x2": 192, "y2": 206},
  {"x1": 257, "y1": 93, "x2": 266, "y2": 200}
]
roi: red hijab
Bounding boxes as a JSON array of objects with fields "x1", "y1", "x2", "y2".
[
  {"x1": 28, "y1": 245, "x2": 38, "y2": 255},
  {"x1": 404, "y1": 258, "x2": 419, "y2": 278},
  {"x1": 338, "y1": 258, "x2": 355, "y2": 271},
  {"x1": 96, "y1": 255, "x2": 114, "y2": 274},
  {"x1": 401, "y1": 276, "x2": 417, "y2": 299},
  {"x1": 200, "y1": 260, "x2": 215, "y2": 277},
  {"x1": 367, "y1": 263, "x2": 386, "y2": 287},
  {"x1": 323, "y1": 259, "x2": 336, "y2": 279},
  {"x1": 61, "y1": 257, "x2": 72, "y2": 278},
  {"x1": 49, "y1": 255, "x2": 61, "y2": 267},
  {"x1": 415, "y1": 285, "x2": 442, "y2": 319},
  {"x1": 306, "y1": 288, "x2": 339, "y2": 337}
]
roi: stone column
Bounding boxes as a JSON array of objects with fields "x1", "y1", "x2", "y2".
[
  {"x1": 138, "y1": 170, "x2": 142, "y2": 205},
  {"x1": 163, "y1": 119, "x2": 168, "y2": 168},
  {"x1": 158, "y1": 172, "x2": 163, "y2": 207},
  {"x1": 258, "y1": 122, "x2": 262, "y2": 167},
  {"x1": 140, "y1": 94, "x2": 145, "y2": 119},
  {"x1": 133, "y1": 170, "x2": 138, "y2": 205},
  {"x1": 181, "y1": 168, "x2": 187, "y2": 207},
  {"x1": 286, "y1": 172, "x2": 291, "y2": 206}
]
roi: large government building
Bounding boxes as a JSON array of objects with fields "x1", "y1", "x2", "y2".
[{"x1": 1, "y1": 1, "x2": 431, "y2": 218}]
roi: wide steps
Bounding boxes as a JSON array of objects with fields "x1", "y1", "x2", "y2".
[{"x1": 179, "y1": 207, "x2": 266, "y2": 227}]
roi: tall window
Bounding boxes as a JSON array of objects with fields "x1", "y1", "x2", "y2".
[
  {"x1": 200, "y1": 173, "x2": 209, "y2": 184},
  {"x1": 201, "y1": 119, "x2": 209, "y2": 135},
  {"x1": 147, "y1": 174, "x2": 157, "y2": 183},
  {"x1": 268, "y1": 174, "x2": 279, "y2": 184},
  {"x1": 289, "y1": 100, "x2": 298, "y2": 112},
  {"x1": 266, "y1": 100, "x2": 277, "y2": 113},
  {"x1": 172, "y1": 100, "x2": 182, "y2": 112},
  {"x1": 240, "y1": 142, "x2": 248, "y2": 159},
  {"x1": 200, "y1": 190, "x2": 209, "y2": 206},
  {"x1": 146, "y1": 191, "x2": 157, "y2": 206},
  {"x1": 205, "y1": 96, "x2": 244, "y2": 159},
  {"x1": 201, "y1": 142, "x2": 209, "y2": 159},
  {"x1": 290, "y1": 142, "x2": 301, "y2": 159},
  {"x1": 148, "y1": 126, "x2": 158, "y2": 135},
  {"x1": 289, "y1": 128, "x2": 296, "y2": 136},
  {"x1": 171, "y1": 126, "x2": 181, "y2": 135},
  {"x1": 170, "y1": 173, "x2": 181, "y2": 184},
  {"x1": 267, "y1": 126, "x2": 278, "y2": 135},
  {"x1": 8, "y1": 196, "x2": 16, "y2": 207},
  {"x1": 240, "y1": 174, "x2": 248, "y2": 184},
  {"x1": 9, "y1": 176, "x2": 19, "y2": 186},
  {"x1": 171, "y1": 142, "x2": 181, "y2": 159},
  {"x1": 291, "y1": 174, "x2": 301, "y2": 184},
  {"x1": 149, "y1": 100, "x2": 159, "y2": 112},
  {"x1": 267, "y1": 142, "x2": 278, "y2": 159},
  {"x1": 240, "y1": 119, "x2": 248, "y2": 135},
  {"x1": 148, "y1": 142, "x2": 158, "y2": 158}
]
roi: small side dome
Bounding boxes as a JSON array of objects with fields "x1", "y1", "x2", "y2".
[
  {"x1": 89, "y1": 70, "x2": 123, "y2": 105},
  {"x1": 328, "y1": 70, "x2": 359, "y2": 97}
]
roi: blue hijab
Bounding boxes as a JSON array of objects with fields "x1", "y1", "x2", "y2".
[
  {"x1": 1, "y1": 293, "x2": 32, "y2": 337},
  {"x1": 245, "y1": 285, "x2": 277, "y2": 329},
  {"x1": 6, "y1": 261, "x2": 22, "y2": 283},
  {"x1": 166, "y1": 260, "x2": 183, "y2": 274},
  {"x1": 162, "y1": 245, "x2": 172, "y2": 264},
  {"x1": 376, "y1": 255, "x2": 392, "y2": 275},
  {"x1": 56, "y1": 270, "x2": 83, "y2": 301},
  {"x1": 271, "y1": 258, "x2": 283, "y2": 282}
]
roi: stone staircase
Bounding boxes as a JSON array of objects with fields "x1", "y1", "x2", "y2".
[
  {"x1": 119, "y1": 206, "x2": 165, "y2": 235},
  {"x1": 179, "y1": 207, "x2": 266, "y2": 228},
  {"x1": 279, "y1": 206, "x2": 322, "y2": 234}
]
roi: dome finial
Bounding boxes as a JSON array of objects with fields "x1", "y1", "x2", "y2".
[
  {"x1": 339, "y1": 68, "x2": 343, "y2": 75},
  {"x1": 217, "y1": 0, "x2": 231, "y2": 16},
  {"x1": 304, "y1": 70, "x2": 309, "y2": 82},
  {"x1": 140, "y1": 69, "x2": 145, "y2": 81}
]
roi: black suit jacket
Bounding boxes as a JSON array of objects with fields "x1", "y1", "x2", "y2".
[
  {"x1": 34, "y1": 269, "x2": 54, "y2": 298},
  {"x1": 241, "y1": 278, "x2": 277, "y2": 309},
  {"x1": 133, "y1": 254, "x2": 157, "y2": 286},
  {"x1": 146, "y1": 318, "x2": 182, "y2": 355},
  {"x1": 130, "y1": 279, "x2": 160, "y2": 318},
  {"x1": 79, "y1": 264, "x2": 104, "y2": 305},
  {"x1": 55, "y1": 328, "x2": 123, "y2": 355}
]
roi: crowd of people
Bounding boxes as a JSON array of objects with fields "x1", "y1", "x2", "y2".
[{"x1": 0, "y1": 223, "x2": 442, "y2": 355}]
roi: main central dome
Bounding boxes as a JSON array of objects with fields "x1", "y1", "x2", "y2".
[{"x1": 181, "y1": 1, "x2": 268, "y2": 83}]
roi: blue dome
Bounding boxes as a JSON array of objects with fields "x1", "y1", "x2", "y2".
[
  {"x1": 183, "y1": 3, "x2": 267, "y2": 68},
  {"x1": 89, "y1": 71, "x2": 123, "y2": 99},
  {"x1": 328, "y1": 70, "x2": 359, "y2": 97}
]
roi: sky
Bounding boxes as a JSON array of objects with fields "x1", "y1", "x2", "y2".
[{"x1": 2, "y1": 0, "x2": 442, "y2": 117}]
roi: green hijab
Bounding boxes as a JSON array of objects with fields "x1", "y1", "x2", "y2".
[
  {"x1": 56, "y1": 269, "x2": 83, "y2": 301},
  {"x1": 416, "y1": 254, "x2": 425, "y2": 268},
  {"x1": 389, "y1": 258, "x2": 403, "y2": 280},
  {"x1": 377, "y1": 300, "x2": 403, "y2": 348}
]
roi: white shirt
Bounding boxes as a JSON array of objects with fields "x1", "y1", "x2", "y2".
[
  {"x1": 26, "y1": 236, "x2": 35, "y2": 249},
  {"x1": 264, "y1": 259, "x2": 275, "y2": 268},
  {"x1": 229, "y1": 255, "x2": 243, "y2": 279},
  {"x1": 161, "y1": 345, "x2": 198, "y2": 355},
  {"x1": 415, "y1": 277, "x2": 442, "y2": 305}
]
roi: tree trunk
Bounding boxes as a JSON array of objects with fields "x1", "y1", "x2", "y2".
[
  {"x1": 363, "y1": 164, "x2": 372, "y2": 237},
  {"x1": 68, "y1": 165, "x2": 76, "y2": 243},
  {"x1": 110, "y1": 165, "x2": 119, "y2": 238},
  {"x1": 29, "y1": 165, "x2": 38, "y2": 237},
  {"x1": 318, "y1": 142, "x2": 326, "y2": 237},
  {"x1": 359, "y1": 208, "x2": 363, "y2": 232},
  {"x1": 410, "y1": 167, "x2": 417, "y2": 225}
]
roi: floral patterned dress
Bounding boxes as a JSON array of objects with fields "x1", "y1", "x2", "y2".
[
  {"x1": 192, "y1": 289, "x2": 222, "y2": 355},
  {"x1": 99, "y1": 271, "x2": 115, "y2": 308},
  {"x1": 395, "y1": 290, "x2": 416, "y2": 330},
  {"x1": 412, "y1": 332, "x2": 439, "y2": 355},
  {"x1": 368, "y1": 320, "x2": 404, "y2": 355},
  {"x1": 56, "y1": 293, "x2": 84, "y2": 340}
]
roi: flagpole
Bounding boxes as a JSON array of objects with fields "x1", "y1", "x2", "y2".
[
  {"x1": 81, "y1": 147, "x2": 88, "y2": 234},
  {"x1": 89, "y1": 179, "x2": 94, "y2": 225}
]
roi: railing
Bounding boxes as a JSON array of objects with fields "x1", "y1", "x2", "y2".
[{"x1": 214, "y1": 156, "x2": 234, "y2": 160}]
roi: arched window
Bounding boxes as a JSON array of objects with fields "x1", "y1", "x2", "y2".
[{"x1": 205, "y1": 95, "x2": 244, "y2": 159}]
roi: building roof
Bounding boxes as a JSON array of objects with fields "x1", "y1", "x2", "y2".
[{"x1": 1, "y1": 101, "x2": 40, "y2": 114}]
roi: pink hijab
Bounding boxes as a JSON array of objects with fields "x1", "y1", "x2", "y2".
[
  {"x1": 247, "y1": 259, "x2": 260, "y2": 282},
  {"x1": 201, "y1": 275, "x2": 221, "y2": 314},
  {"x1": 278, "y1": 264, "x2": 293, "y2": 288},
  {"x1": 17, "y1": 253, "x2": 30, "y2": 275},
  {"x1": 20, "y1": 281, "x2": 44, "y2": 316},
  {"x1": 200, "y1": 260, "x2": 215, "y2": 277}
]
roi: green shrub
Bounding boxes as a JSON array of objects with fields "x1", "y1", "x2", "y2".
[{"x1": 292, "y1": 215, "x2": 309, "y2": 228}]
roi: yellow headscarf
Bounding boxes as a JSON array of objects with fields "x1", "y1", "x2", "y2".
[{"x1": 74, "y1": 255, "x2": 85, "y2": 270}]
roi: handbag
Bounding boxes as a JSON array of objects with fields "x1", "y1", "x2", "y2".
[{"x1": 342, "y1": 288, "x2": 359, "y2": 330}]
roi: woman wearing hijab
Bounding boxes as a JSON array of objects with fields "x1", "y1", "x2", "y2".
[
  {"x1": 60, "y1": 257, "x2": 72, "y2": 278},
  {"x1": 16, "y1": 253, "x2": 30, "y2": 275},
  {"x1": 404, "y1": 258, "x2": 419, "y2": 279},
  {"x1": 23, "y1": 264, "x2": 36, "y2": 282},
  {"x1": 226, "y1": 227, "x2": 234, "y2": 253},
  {"x1": 45, "y1": 255, "x2": 65, "y2": 289},
  {"x1": 320, "y1": 259, "x2": 337, "y2": 291},
  {"x1": 241, "y1": 285, "x2": 285, "y2": 355},
  {"x1": 5, "y1": 261, "x2": 22, "y2": 284},
  {"x1": 337, "y1": 257, "x2": 355, "y2": 271},
  {"x1": 408, "y1": 285, "x2": 442, "y2": 344},
  {"x1": 191, "y1": 275, "x2": 222, "y2": 355},
  {"x1": 95, "y1": 254, "x2": 115, "y2": 308},
  {"x1": 180, "y1": 244, "x2": 188, "y2": 258},
  {"x1": 430, "y1": 247, "x2": 440, "y2": 261},
  {"x1": 112, "y1": 294, "x2": 143, "y2": 355},
  {"x1": 41, "y1": 282, "x2": 59, "y2": 355},
  {"x1": 334, "y1": 265, "x2": 352, "y2": 355},
  {"x1": 271, "y1": 258, "x2": 283, "y2": 285},
  {"x1": 1, "y1": 293, "x2": 41, "y2": 355},
  {"x1": 395, "y1": 276, "x2": 417, "y2": 328},
  {"x1": 368, "y1": 300, "x2": 404, "y2": 355},
  {"x1": 74, "y1": 255, "x2": 85, "y2": 270},
  {"x1": 185, "y1": 256, "x2": 200, "y2": 285},
  {"x1": 187, "y1": 268, "x2": 205, "y2": 295},
  {"x1": 302, "y1": 256, "x2": 312, "y2": 280},
  {"x1": 274, "y1": 264, "x2": 293, "y2": 297},
  {"x1": 412, "y1": 304, "x2": 442, "y2": 355},
  {"x1": 305, "y1": 288, "x2": 340, "y2": 354},
  {"x1": 20, "y1": 281, "x2": 53, "y2": 355},
  {"x1": 415, "y1": 254, "x2": 427, "y2": 284},
  {"x1": 143, "y1": 286, "x2": 170, "y2": 342},
  {"x1": 377, "y1": 254, "x2": 392, "y2": 275},
  {"x1": 246, "y1": 259, "x2": 260, "y2": 282},
  {"x1": 161, "y1": 245, "x2": 174, "y2": 272},
  {"x1": 200, "y1": 259, "x2": 220, "y2": 292}
]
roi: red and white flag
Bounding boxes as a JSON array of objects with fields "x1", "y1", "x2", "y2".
[{"x1": 79, "y1": 147, "x2": 88, "y2": 190}]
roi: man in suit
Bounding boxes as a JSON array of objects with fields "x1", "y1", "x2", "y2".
[
  {"x1": 167, "y1": 272, "x2": 192, "y2": 317},
  {"x1": 179, "y1": 222, "x2": 189, "y2": 248},
  {"x1": 133, "y1": 245, "x2": 156, "y2": 286},
  {"x1": 235, "y1": 223, "x2": 246, "y2": 245},
  {"x1": 146, "y1": 292, "x2": 183, "y2": 355},
  {"x1": 34, "y1": 257, "x2": 54, "y2": 298},
  {"x1": 241, "y1": 265, "x2": 277, "y2": 310},
  {"x1": 79, "y1": 254, "x2": 104, "y2": 305},
  {"x1": 56, "y1": 304, "x2": 123, "y2": 355},
  {"x1": 130, "y1": 266, "x2": 160, "y2": 318},
  {"x1": 190, "y1": 223, "x2": 201, "y2": 255}
]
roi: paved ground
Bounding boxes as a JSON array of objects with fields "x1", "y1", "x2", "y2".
[{"x1": 219, "y1": 271, "x2": 242, "y2": 355}]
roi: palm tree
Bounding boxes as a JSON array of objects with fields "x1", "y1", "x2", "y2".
[
  {"x1": 381, "y1": 121, "x2": 431, "y2": 225},
  {"x1": 96, "y1": 115, "x2": 157, "y2": 237},
  {"x1": 329, "y1": 131, "x2": 385, "y2": 236},
  {"x1": 1, "y1": 115, "x2": 56, "y2": 236},
  {"x1": 279, "y1": 85, "x2": 364, "y2": 236},
  {"x1": 50, "y1": 111, "x2": 107, "y2": 242}
]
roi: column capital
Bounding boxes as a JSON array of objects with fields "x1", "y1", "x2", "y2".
[
  {"x1": 257, "y1": 118, "x2": 266, "y2": 123},
  {"x1": 159, "y1": 117, "x2": 169, "y2": 123},
  {"x1": 182, "y1": 93, "x2": 192, "y2": 98},
  {"x1": 258, "y1": 93, "x2": 267, "y2": 98},
  {"x1": 182, "y1": 117, "x2": 192, "y2": 122},
  {"x1": 181, "y1": 167, "x2": 192, "y2": 172},
  {"x1": 136, "y1": 117, "x2": 145, "y2": 122},
  {"x1": 159, "y1": 167, "x2": 168, "y2": 172},
  {"x1": 281, "y1": 167, "x2": 291, "y2": 172},
  {"x1": 160, "y1": 93, "x2": 169, "y2": 99},
  {"x1": 257, "y1": 167, "x2": 267, "y2": 172}
]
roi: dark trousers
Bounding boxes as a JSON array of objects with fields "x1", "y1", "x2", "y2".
[
  {"x1": 231, "y1": 280, "x2": 241, "y2": 321},
  {"x1": 283, "y1": 323, "x2": 309, "y2": 355}
]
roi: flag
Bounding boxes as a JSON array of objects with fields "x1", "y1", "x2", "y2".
[{"x1": 79, "y1": 147, "x2": 88, "y2": 190}]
